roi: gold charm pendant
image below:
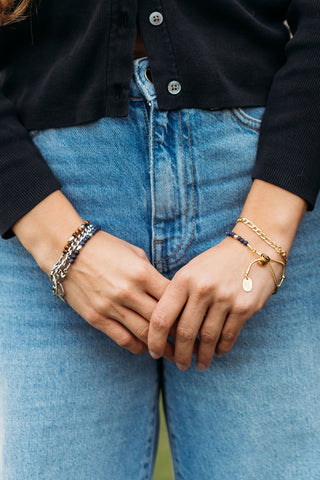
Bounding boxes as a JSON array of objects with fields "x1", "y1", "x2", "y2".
[
  {"x1": 242, "y1": 255, "x2": 270, "y2": 293},
  {"x1": 242, "y1": 276, "x2": 253, "y2": 292}
]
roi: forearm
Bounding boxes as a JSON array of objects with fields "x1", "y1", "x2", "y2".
[{"x1": 12, "y1": 190, "x2": 84, "y2": 274}]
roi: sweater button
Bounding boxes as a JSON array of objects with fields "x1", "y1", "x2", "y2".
[
  {"x1": 149, "y1": 12, "x2": 164, "y2": 26},
  {"x1": 168, "y1": 80, "x2": 181, "y2": 95}
]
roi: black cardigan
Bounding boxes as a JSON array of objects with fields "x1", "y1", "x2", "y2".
[{"x1": 0, "y1": 0, "x2": 319, "y2": 239}]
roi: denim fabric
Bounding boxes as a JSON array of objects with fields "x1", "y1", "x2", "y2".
[{"x1": 0, "y1": 57, "x2": 319, "y2": 479}]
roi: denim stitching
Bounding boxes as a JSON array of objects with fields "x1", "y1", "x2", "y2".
[
  {"x1": 139, "y1": 375, "x2": 160, "y2": 480},
  {"x1": 235, "y1": 107, "x2": 264, "y2": 125},
  {"x1": 151, "y1": 102, "x2": 157, "y2": 266},
  {"x1": 136, "y1": 58, "x2": 155, "y2": 102},
  {"x1": 154, "y1": 111, "x2": 189, "y2": 264},
  {"x1": 162, "y1": 386, "x2": 183, "y2": 480},
  {"x1": 141, "y1": 101, "x2": 149, "y2": 135},
  {"x1": 155, "y1": 111, "x2": 196, "y2": 270},
  {"x1": 230, "y1": 109, "x2": 261, "y2": 131}
]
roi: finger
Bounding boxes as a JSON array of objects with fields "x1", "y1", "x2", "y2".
[
  {"x1": 174, "y1": 297, "x2": 210, "y2": 370},
  {"x1": 148, "y1": 282, "x2": 188, "y2": 358},
  {"x1": 163, "y1": 342, "x2": 175, "y2": 362},
  {"x1": 214, "y1": 312, "x2": 246, "y2": 357},
  {"x1": 111, "y1": 306, "x2": 151, "y2": 344},
  {"x1": 196, "y1": 303, "x2": 229, "y2": 370},
  {"x1": 63, "y1": 269, "x2": 148, "y2": 355},
  {"x1": 146, "y1": 267, "x2": 170, "y2": 300},
  {"x1": 125, "y1": 293, "x2": 158, "y2": 321},
  {"x1": 85, "y1": 310, "x2": 148, "y2": 355},
  {"x1": 111, "y1": 305, "x2": 174, "y2": 360}
]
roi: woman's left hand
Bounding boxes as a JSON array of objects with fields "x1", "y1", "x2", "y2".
[{"x1": 148, "y1": 234, "x2": 283, "y2": 371}]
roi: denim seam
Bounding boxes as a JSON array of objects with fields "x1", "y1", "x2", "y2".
[
  {"x1": 230, "y1": 109, "x2": 261, "y2": 131},
  {"x1": 162, "y1": 389, "x2": 182, "y2": 480},
  {"x1": 186, "y1": 109, "x2": 196, "y2": 249},
  {"x1": 155, "y1": 111, "x2": 196, "y2": 270},
  {"x1": 140, "y1": 376, "x2": 160, "y2": 480},
  {"x1": 151, "y1": 102, "x2": 157, "y2": 266},
  {"x1": 153, "y1": 110, "x2": 189, "y2": 264},
  {"x1": 235, "y1": 107, "x2": 263, "y2": 125},
  {"x1": 141, "y1": 101, "x2": 150, "y2": 135},
  {"x1": 136, "y1": 58, "x2": 156, "y2": 102}
]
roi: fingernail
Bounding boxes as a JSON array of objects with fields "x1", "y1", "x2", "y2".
[
  {"x1": 196, "y1": 362, "x2": 207, "y2": 371},
  {"x1": 177, "y1": 363, "x2": 188, "y2": 371},
  {"x1": 149, "y1": 351, "x2": 161, "y2": 360}
]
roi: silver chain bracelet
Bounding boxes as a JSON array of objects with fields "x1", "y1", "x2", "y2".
[{"x1": 50, "y1": 221, "x2": 101, "y2": 302}]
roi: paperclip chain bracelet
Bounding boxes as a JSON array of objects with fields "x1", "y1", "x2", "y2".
[
  {"x1": 236, "y1": 217, "x2": 288, "y2": 264},
  {"x1": 50, "y1": 220, "x2": 101, "y2": 303},
  {"x1": 226, "y1": 230, "x2": 286, "y2": 294}
]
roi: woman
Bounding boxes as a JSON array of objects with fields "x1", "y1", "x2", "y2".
[{"x1": 0, "y1": 1, "x2": 319, "y2": 479}]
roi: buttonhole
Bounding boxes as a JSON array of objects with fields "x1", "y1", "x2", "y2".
[
  {"x1": 114, "y1": 84, "x2": 123, "y2": 100},
  {"x1": 119, "y1": 12, "x2": 128, "y2": 28}
]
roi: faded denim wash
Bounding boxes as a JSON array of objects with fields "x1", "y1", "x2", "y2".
[{"x1": 0, "y1": 58, "x2": 319, "y2": 479}]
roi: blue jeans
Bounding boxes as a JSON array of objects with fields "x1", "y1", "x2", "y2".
[{"x1": 0, "y1": 58, "x2": 319, "y2": 479}]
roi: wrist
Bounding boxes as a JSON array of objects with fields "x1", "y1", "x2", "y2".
[
  {"x1": 12, "y1": 190, "x2": 84, "y2": 275},
  {"x1": 237, "y1": 179, "x2": 307, "y2": 254}
]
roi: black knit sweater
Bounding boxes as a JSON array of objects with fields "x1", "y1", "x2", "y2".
[{"x1": 0, "y1": 0, "x2": 319, "y2": 239}]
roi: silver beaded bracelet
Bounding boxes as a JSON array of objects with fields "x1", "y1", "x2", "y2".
[{"x1": 50, "y1": 221, "x2": 101, "y2": 302}]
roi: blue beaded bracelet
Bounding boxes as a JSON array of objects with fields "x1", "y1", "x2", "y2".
[
  {"x1": 69, "y1": 225, "x2": 101, "y2": 264},
  {"x1": 225, "y1": 229, "x2": 286, "y2": 294},
  {"x1": 50, "y1": 221, "x2": 102, "y2": 302},
  {"x1": 226, "y1": 230, "x2": 249, "y2": 246}
]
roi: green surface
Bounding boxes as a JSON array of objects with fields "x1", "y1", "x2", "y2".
[{"x1": 153, "y1": 398, "x2": 174, "y2": 480}]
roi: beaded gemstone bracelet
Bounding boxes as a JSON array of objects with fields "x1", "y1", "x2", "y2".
[
  {"x1": 50, "y1": 220, "x2": 101, "y2": 302},
  {"x1": 226, "y1": 230, "x2": 286, "y2": 294}
]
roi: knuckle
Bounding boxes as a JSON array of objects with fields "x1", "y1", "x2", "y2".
[
  {"x1": 176, "y1": 326, "x2": 196, "y2": 342},
  {"x1": 215, "y1": 288, "x2": 233, "y2": 304},
  {"x1": 86, "y1": 309, "x2": 101, "y2": 327},
  {"x1": 216, "y1": 345, "x2": 231, "y2": 356},
  {"x1": 221, "y1": 329, "x2": 238, "y2": 343},
  {"x1": 195, "y1": 280, "x2": 212, "y2": 298},
  {"x1": 174, "y1": 267, "x2": 191, "y2": 285},
  {"x1": 93, "y1": 297, "x2": 112, "y2": 316},
  {"x1": 135, "y1": 325, "x2": 149, "y2": 343},
  {"x1": 135, "y1": 246, "x2": 148, "y2": 260},
  {"x1": 232, "y1": 299, "x2": 253, "y2": 316},
  {"x1": 200, "y1": 330, "x2": 218, "y2": 345},
  {"x1": 133, "y1": 263, "x2": 149, "y2": 283},
  {"x1": 113, "y1": 283, "x2": 132, "y2": 302},
  {"x1": 152, "y1": 310, "x2": 170, "y2": 331},
  {"x1": 117, "y1": 333, "x2": 135, "y2": 350}
]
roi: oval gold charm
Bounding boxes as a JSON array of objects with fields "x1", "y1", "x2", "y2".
[{"x1": 242, "y1": 277, "x2": 253, "y2": 292}]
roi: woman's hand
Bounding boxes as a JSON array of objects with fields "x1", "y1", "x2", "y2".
[
  {"x1": 12, "y1": 190, "x2": 173, "y2": 358},
  {"x1": 61, "y1": 230, "x2": 173, "y2": 357},
  {"x1": 148, "y1": 179, "x2": 308, "y2": 371},
  {"x1": 148, "y1": 235, "x2": 279, "y2": 371}
]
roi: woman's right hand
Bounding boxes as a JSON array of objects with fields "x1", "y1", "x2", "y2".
[
  {"x1": 61, "y1": 230, "x2": 173, "y2": 357},
  {"x1": 12, "y1": 190, "x2": 173, "y2": 358}
]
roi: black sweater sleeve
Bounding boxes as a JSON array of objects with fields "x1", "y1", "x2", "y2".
[
  {"x1": 252, "y1": 0, "x2": 320, "y2": 209},
  {"x1": 0, "y1": 91, "x2": 62, "y2": 239}
]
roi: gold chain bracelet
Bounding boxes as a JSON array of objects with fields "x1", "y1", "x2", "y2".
[
  {"x1": 236, "y1": 217, "x2": 288, "y2": 264},
  {"x1": 226, "y1": 231, "x2": 286, "y2": 294}
]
